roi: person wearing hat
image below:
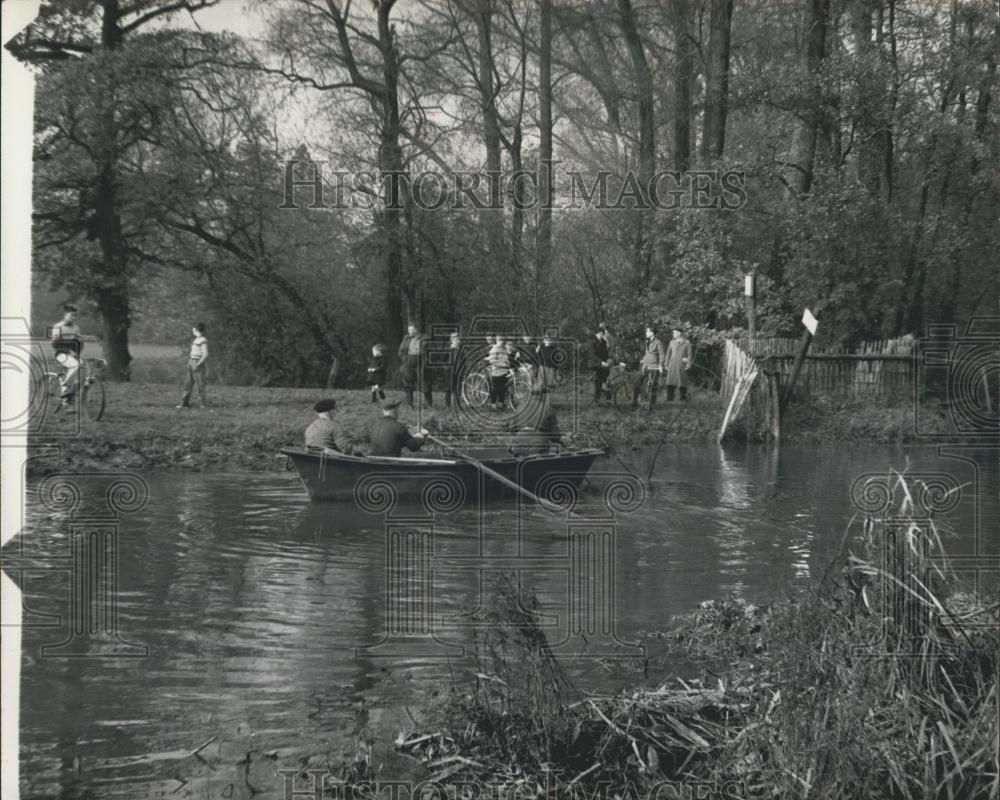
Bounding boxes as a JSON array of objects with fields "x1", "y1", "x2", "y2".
[
  {"x1": 588, "y1": 328, "x2": 611, "y2": 404},
  {"x1": 632, "y1": 325, "x2": 666, "y2": 409},
  {"x1": 398, "y1": 324, "x2": 433, "y2": 408},
  {"x1": 305, "y1": 398, "x2": 346, "y2": 454},
  {"x1": 368, "y1": 398, "x2": 429, "y2": 457},
  {"x1": 50, "y1": 303, "x2": 84, "y2": 410},
  {"x1": 508, "y1": 391, "x2": 563, "y2": 457},
  {"x1": 663, "y1": 327, "x2": 693, "y2": 401}
]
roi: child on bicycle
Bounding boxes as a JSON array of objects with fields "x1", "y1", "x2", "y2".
[
  {"x1": 50, "y1": 304, "x2": 83, "y2": 410},
  {"x1": 367, "y1": 343, "x2": 388, "y2": 403}
]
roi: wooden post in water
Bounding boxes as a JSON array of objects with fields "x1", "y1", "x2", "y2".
[
  {"x1": 781, "y1": 309, "x2": 818, "y2": 414},
  {"x1": 745, "y1": 272, "x2": 756, "y2": 340},
  {"x1": 767, "y1": 367, "x2": 782, "y2": 443}
]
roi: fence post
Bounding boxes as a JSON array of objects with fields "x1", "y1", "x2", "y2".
[{"x1": 767, "y1": 366, "x2": 782, "y2": 443}]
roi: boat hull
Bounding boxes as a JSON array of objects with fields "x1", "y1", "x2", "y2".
[{"x1": 280, "y1": 446, "x2": 604, "y2": 505}]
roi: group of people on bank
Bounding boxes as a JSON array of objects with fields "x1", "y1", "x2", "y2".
[
  {"x1": 384, "y1": 325, "x2": 563, "y2": 411},
  {"x1": 370, "y1": 322, "x2": 694, "y2": 412},
  {"x1": 303, "y1": 320, "x2": 693, "y2": 461}
]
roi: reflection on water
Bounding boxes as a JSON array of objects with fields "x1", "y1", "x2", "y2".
[{"x1": 10, "y1": 444, "x2": 997, "y2": 798}]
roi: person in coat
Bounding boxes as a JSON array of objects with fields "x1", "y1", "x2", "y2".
[
  {"x1": 632, "y1": 325, "x2": 666, "y2": 408},
  {"x1": 537, "y1": 334, "x2": 558, "y2": 393},
  {"x1": 398, "y1": 324, "x2": 432, "y2": 407},
  {"x1": 663, "y1": 327, "x2": 692, "y2": 401},
  {"x1": 444, "y1": 331, "x2": 463, "y2": 410},
  {"x1": 305, "y1": 398, "x2": 346, "y2": 454},
  {"x1": 367, "y1": 343, "x2": 388, "y2": 403},
  {"x1": 589, "y1": 329, "x2": 611, "y2": 403},
  {"x1": 368, "y1": 398, "x2": 429, "y2": 457},
  {"x1": 507, "y1": 391, "x2": 563, "y2": 456}
]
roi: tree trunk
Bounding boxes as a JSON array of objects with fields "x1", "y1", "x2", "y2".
[
  {"x1": 701, "y1": 0, "x2": 733, "y2": 163},
  {"x1": 377, "y1": 2, "x2": 406, "y2": 349},
  {"x1": 509, "y1": 128, "x2": 524, "y2": 274},
  {"x1": 670, "y1": 0, "x2": 694, "y2": 172},
  {"x1": 792, "y1": 0, "x2": 830, "y2": 196},
  {"x1": 475, "y1": 0, "x2": 504, "y2": 257},
  {"x1": 537, "y1": 0, "x2": 553, "y2": 321},
  {"x1": 851, "y1": 0, "x2": 883, "y2": 198},
  {"x1": 95, "y1": 0, "x2": 132, "y2": 380},
  {"x1": 93, "y1": 282, "x2": 131, "y2": 381},
  {"x1": 618, "y1": 0, "x2": 656, "y2": 285}
]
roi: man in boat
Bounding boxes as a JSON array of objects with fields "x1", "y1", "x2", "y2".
[
  {"x1": 508, "y1": 393, "x2": 563, "y2": 456},
  {"x1": 305, "y1": 398, "x2": 346, "y2": 454},
  {"x1": 369, "y1": 398, "x2": 430, "y2": 457}
]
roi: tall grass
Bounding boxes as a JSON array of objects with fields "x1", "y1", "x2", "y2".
[{"x1": 398, "y1": 475, "x2": 999, "y2": 799}]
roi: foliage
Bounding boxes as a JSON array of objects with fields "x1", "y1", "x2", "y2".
[{"x1": 19, "y1": 0, "x2": 1000, "y2": 385}]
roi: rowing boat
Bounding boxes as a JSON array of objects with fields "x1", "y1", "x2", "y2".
[{"x1": 280, "y1": 446, "x2": 604, "y2": 504}]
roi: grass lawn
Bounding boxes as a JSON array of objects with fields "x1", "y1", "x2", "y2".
[{"x1": 27, "y1": 381, "x2": 725, "y2": 474}]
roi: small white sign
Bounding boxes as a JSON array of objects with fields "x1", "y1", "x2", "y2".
[
  {"x1": 802, "y1": 308, "x2": 818, "y2": 335},
  {"x1": 744, "y1": 274, "x2": 754, "y2": 297}
]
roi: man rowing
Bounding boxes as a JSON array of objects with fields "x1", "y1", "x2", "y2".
[{"x1": 369, "y1": 398, "x2": 429, "y2": 457}]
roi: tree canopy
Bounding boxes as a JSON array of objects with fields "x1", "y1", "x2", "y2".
[{"x1": 12, "y1": 0, "x2": 999, "y2": 384}]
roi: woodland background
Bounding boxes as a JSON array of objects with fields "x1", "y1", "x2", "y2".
[{"x1": 12, "y1": 0, "x2": 999, "y2": 386}]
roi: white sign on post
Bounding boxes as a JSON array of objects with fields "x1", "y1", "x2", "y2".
[
  {"x1": 802, "y1": 308, "x2": 818, "y2": 335},
  {"x1": 744, "y1": 274, "x2": 754, "y2": 297}
]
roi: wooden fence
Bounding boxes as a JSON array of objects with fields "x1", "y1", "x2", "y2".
[
  {"x1": 719, "y1": 336, "x2": 917, "y2": 439},
  {"x1": 738, "y1": 336, "x2": 915, "y2": 401}
]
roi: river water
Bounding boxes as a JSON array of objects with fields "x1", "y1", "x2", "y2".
[{"x1": 9, "y1": 444, "x2": 998, "y2": 798}]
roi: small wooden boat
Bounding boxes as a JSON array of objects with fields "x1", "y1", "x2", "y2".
[{"x1": 280, "y1": 446, "x2": 604, "y2": 504}]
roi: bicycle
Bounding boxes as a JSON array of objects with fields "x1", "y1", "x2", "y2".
[
  {"x1": 461, "y1": 366, "x2": 532, "y2": 410},
  {"x1": 612, "y1": 366, "x2": 659, "y2": 415},
  {"x1": 36, "y1": 356, "x2": 107, "y2": 421}
]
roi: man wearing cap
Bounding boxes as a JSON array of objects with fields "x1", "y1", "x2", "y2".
[
  {"x1": 369, "y1": 398, "x2": 429, "y2": 457},
  {"x1": 398, "y1": 324, "x2": 433, "y2": 408},
  {"x1": 663, "y1": 327, "x2": 693, "y2": 402},
  {"x1": 50, "y1": 303, "x2": 83, "y2": 409},
  {"x1": 305, "y1": 398, "x2": 346, "y2": 454},
  {"x1": 508, "y1": 392, "x2": 563, "y2": 457}
]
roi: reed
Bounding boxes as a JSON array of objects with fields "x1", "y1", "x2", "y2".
[{"x1": 397, "y1": 475, "x2": 999, "y2": 799}]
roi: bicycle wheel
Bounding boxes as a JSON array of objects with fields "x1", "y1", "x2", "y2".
[
  {"x1": 31, "y1": 372, "x2": 58, "y2": 419},
  {"x1": 462, "y1": 372, "x2": 490, "y2": 408},
  {"x1": 612, "y1": 380, "x2": 636, "y2": 414},
  {"x1": 638, "y1": 373, "x2": 655, "y2": 415},
  {"x1": 508, "y1": 369, "x2": 532, "y2": 408},
  {"x1": 82, "y1": 379, "x2": 105, "y2": 421},
  {"x1": 573, "y1": 373, "x2": 596, "y2": 406}
]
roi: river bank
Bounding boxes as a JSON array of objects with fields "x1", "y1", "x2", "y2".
[
  {"x1": 370, "y1": 526, "x2": 999, "y2": 800},
  {"x1": 26, "y1": 382, "x2": 956, "y2": 475}
]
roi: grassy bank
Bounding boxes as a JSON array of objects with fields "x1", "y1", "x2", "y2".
[
  {"x1": 26, "y1": 382, "x2": 955, "y2": 475},
  {"x1": 382, "y1": 482, "x2": 999, "y2": 799}
]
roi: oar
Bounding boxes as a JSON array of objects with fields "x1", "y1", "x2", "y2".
[{"x1": 424, "y1": 433, "x2": 566, "y2": 513}]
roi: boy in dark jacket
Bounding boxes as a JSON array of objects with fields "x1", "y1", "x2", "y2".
[{"x1": 367, "y1": 343, "x2": 387, "y2": 403}]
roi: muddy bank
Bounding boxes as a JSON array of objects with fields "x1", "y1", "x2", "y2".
[{"x1": 25, "y1": 383, "x2": 956, "y2": 475}]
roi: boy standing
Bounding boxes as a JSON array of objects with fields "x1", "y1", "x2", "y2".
[
  {"x1": 177, "y1": 323, "x2": 209, "y2": 409},
  {"x1": 445, "y1": 331, "x2": 462, "y2": 409},
  {"x1": 367, "y1": 344, "x2": 387, "y2": 403}
]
